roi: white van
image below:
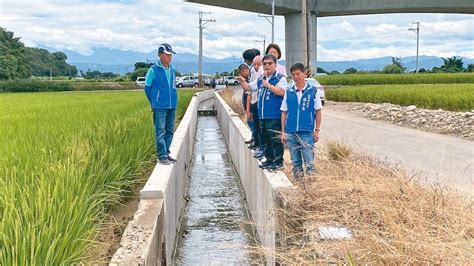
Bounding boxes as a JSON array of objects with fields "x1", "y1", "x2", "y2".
[{"x1": 135, "y1": 77, "x2": 146, "y2": 87}]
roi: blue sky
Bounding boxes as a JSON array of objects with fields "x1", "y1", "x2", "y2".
[{"x1": 1, "y1": 0, "x2": 473, "y2": 61}]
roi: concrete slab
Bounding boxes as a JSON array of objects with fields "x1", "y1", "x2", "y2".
[{"x1": 110, "y1": 199, "x2": 164, "y2": 265}]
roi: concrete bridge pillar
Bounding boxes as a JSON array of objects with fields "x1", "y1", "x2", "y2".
[{"x1": 284, "y1": 12, "x2": 318, "y2": 74}]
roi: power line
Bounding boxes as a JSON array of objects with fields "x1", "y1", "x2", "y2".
[{"x1": 198, "y1": 11, "x2": 215, "y2": 87}]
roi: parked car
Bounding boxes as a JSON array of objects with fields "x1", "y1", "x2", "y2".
[
  {"x1": 176, "y1": 76, "x2": 198, "y2": 88},
  {"x1": 224, "y1": 76, "x2": 239, "y2": 86},
  {"x1": 288, "y1": 77, "x2": 325, "y2": 105},
  {"x1": 202, "y1": 75, "x2": 212, "y2": 86},
  {"x1": 135, "y1": 77, "x2": 146, "y2": 87}
]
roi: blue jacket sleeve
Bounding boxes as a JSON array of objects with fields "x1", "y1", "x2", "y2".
[{"x1": 144, "y1": 68, "x2": 154, "y2": 104}]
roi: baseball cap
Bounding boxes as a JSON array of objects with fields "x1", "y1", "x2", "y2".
[{"x1": 158, "y1": 43, "x2": 176, "y2": 55}]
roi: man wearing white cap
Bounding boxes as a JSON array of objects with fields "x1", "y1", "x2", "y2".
[{"x1": 144, "y1": 43, "x2": 178, "y2": 165}]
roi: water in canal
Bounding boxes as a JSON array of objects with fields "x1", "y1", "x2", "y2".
[{"x1": 173, "y1": 115, "x2": 261, "y2": 264}]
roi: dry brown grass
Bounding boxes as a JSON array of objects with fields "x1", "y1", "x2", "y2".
[
  {"x1": 274, "y1": 142, "x2": 473, "y2": 264},
  {"x1": 326, "y1": 140, "x2": 352, "y2": 161},
  {"x1": 217, "y1": 89, "x2": 473, "y2": 263},
  {"x1": 219, "y1": 87, "x2": 246, "y2": 120}
]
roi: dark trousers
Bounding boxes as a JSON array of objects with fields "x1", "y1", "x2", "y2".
[
  {"x1": 260, "y1": 119, "x2": 283, "y2": 165},
  {"x1": 250, "y1": 103, "x2": 262, "y2": 147}
]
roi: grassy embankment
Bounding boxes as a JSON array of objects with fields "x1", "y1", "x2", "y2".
[
  {"x1": 0, "y1": 90, "x2": 195, "y2": 264},
  {"x1": 318, "y1": 73, "x2": 474, "y2": 112},
  {"x1": 274, "y1": 141, "x2": 473, "y2": 264}
]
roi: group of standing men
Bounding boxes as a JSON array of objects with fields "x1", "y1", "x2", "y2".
[
  {"x1": 237, "y1": 43, "x2": 323, "y2": 180},
  {"x1": 144, "y1": 42, "x2": 323, "y2": 181}
]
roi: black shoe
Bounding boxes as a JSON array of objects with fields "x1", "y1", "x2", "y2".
[
  {"x1": 245, "y1": 139, "x2": 254, "y2": 144},
  {"x1": 259, "y1": 161, "x2": 273, "y2": 169},
  {"x1": 265, "y1": 163, "x2": 277, "y2": 171},
  {"x1": 167, "y1": 155, "x2": 177, "y2": 163},
  {"x1": 158, "y1": 158, "x2": 171, "y2": 165},
  {"x1": 274, "y1": 163, "x2": 284, "y2": 171}
]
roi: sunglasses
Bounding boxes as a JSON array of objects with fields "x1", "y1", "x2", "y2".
[{"x1": 262, "y1": 61, "x2": 275, "y2": 66}]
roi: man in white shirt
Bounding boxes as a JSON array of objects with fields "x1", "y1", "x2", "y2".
[{"x1": 281, "y1": 63, "x2": 323, "y2": 180}]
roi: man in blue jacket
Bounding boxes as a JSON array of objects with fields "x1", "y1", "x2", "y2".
[
  {"x1": 238, "y1": 54, "x2": 288, "y2": 171},
  {"x1": 144, "y1": 43, "x2": 178, "y2": 165},
  {"x1": 281, "y1": 63, "x2": 322, "y2": 180}
]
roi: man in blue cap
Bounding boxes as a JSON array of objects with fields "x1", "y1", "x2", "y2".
[{"x1": 144, "y1": 43, "x2": 178, "y2": 165}]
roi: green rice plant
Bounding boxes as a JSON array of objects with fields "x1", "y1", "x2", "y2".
[
  {"x1": 317, "y1": 73, "x2": 474, "y2": 86},
  {"x1": 0, "y1": 80, "x2": 138, "y2": 93},
  {"x1": 0, "y1": 90, "x2": 195, "y2": 264},
  {"x1": 325, "y1": 84, "x2": 474, "y2": 111}
]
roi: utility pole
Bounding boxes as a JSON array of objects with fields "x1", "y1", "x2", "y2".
[
  {"x1": 254, "y1": 35, "x2": 266, "y2": 54},
  {"x1": 302, "y1": 0, "x2": 310, "y2": 67},
  {"x1": 409, "y1": 21, "x2": 420, "y2": 73},
  {"x1": 198, "y1": 11, "x2": 215, "y2": 87},
  {"x1": 231, "y1": 56, "x2": 237, "y2": 76},
  {"x1": 313, "y1": 9, "x2": 318, "y2": 76},
  {"x1": 50, "y1": 68, "x2": 52, "y2": 80},
  {"x1": 258, "y1": 0, "x2": 275, "y2": 44},
  {"x1": 271, "y1": 0, "x2": 274, "y2": 43}
]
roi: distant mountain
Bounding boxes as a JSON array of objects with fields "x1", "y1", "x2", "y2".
[
  {"x1": 318, "y1": 56, "x2": 474, "y2": 72},
  {"x1": 41, "y1": 46, "x2": 474, "y2": 75}
]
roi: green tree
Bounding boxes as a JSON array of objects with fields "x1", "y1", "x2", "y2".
[
  {"x1": 344, "y1": 67, "x2": 358, "y2": 74},
  {"x1": 467, "y1": 64, "x2": 474, "y2": 72},
  {"x1": 440, "y1": 56, "x2": 464, "y2": 72},
  {"x1": 130, "y1": 68, "x2": 148, "y2": 81},
  {"x1": 26, "y1": 47, "x2": 77, "y2": 77},
  {"x1": 134, "y1": 62, "x2": 153, "y2": 70},
  {"x1": 0, "y1": 27, "x2": 31, "y2": 80},
  {"x1": 84, "y1": 70, "x2": 118, "y2": 79},
  {"x1": 316, "y1": 67, "x2": 328, "y2": 74},
  {"x1": 382, "y1": 57, "x2": 406, "y2": 74}
]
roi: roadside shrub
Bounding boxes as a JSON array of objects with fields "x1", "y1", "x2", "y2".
[
  {"x1": 0, "y1": 80, "x2": 138, "y2": 93},
  {"x1": 0, "y1": 80, "x2": 72, "y2": 92}
]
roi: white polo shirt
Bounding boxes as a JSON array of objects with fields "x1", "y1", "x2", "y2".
[{"x1": 280, "y1": 82, "x2": 323, "y2": 112}]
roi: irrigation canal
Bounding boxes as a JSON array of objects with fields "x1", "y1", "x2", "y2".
[{"x1": 173, "y1": 114, "x2": 262, "y2": 264}]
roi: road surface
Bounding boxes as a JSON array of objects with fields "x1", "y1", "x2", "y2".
[{"x1": 322, "y1": 109, "x2": 473, "y2": 197}]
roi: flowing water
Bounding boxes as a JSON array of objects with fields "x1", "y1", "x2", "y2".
[{"x1": 174, "y1": 115, "x2": 261, "y2": 264}]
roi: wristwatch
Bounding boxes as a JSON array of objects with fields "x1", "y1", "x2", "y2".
[{"x1": 315, "y1": 128, "x2": 321, "y2": 132}]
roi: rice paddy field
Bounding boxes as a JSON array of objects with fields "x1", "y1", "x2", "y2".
[
  {"x1": 317, "y1": 73, "x2": 474, "y2": 85},
  {"x1": 0, "y1": 90, "x2": 195, "y2": 264},
  {"x1": 325, "y1": 84, "x2": 474, "y2": 112}
]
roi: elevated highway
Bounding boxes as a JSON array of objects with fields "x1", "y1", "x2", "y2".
[{"x1": 187, "y1": 0, "x2": 474, "y2": 70}]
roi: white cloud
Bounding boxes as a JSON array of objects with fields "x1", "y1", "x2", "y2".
[{"x1": 0, "y1": 0, "x2": 472, "y2": 61}]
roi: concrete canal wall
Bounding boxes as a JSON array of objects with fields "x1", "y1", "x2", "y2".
[{"x1": 111, "y1": 89, "x2": 294, "y2": 265}]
